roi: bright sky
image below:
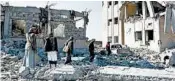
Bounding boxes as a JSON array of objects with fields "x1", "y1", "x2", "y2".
[{"x1": 1, "y1": 1, "x2": 103, "y2": 41}]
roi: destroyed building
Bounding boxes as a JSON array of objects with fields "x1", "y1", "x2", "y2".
[
  {"x1": 0, "y1": 4, "x2": 89, "y2": 56},
  {"x1": 102, "y1": 1, "x2": 175, "y2": 52}
]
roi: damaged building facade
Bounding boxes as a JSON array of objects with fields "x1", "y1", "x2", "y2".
[
  {"x1": 102, "y1": 1, "x2": 175, "y2": 52},
  {"x1": 1, "y1": 4, "x2": 89, "y2": 56}
]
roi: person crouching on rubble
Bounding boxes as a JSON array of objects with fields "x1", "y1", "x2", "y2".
[
  {"x1": 23, "y1": 27, "x2": 37, "y2": 68},
  {"x1": 106, "y1": 42, "x2": 111, "y2": 56},
  {"x1": 44, "y1": 33, "x2": 58, "y2": 68},
  {"x1": 63, "y1": 36, "x2": 74, "y2": 64},
  {"x1": 89, "y1": 40, "x2": 95, "y2": 62}
]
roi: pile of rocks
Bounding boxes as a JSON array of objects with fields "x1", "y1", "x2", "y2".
[
  {"x1": 0, "y1": 47, "x2": 169, "y2": 81},
  {"x1": 1, "y1": 39, "x2": 25, "y2": 58},
  {"x1": 130, "y1": 48, "x2": 161, "y2": 62},
  {"x1": 1, "y1": 52, "x2": 22, "y2": 81},
  {"x1": 93, "y1": 54, "x2": 158, "y2": 69}
]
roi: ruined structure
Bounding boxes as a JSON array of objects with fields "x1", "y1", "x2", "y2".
[
  {"x1": 1, "y1": 4, "x2": 89, "y2": 56},
  {"x1": 102, "y1": 1, "x2": 175, "y2": 52}
]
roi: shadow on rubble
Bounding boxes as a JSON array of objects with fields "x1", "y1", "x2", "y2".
[{"x1": 76, "y1": 51, "x2": 165, "y2": 69}]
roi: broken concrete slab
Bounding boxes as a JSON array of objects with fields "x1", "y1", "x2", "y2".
[
  {"x1": 19, "y1": 66, "x2": 30, "y2": 78},
  {"x1": 93, "y1": 66, "x2": 175, "y2": 80},
  {"x1": 9, "y1": 56, "x2": 18, "y2": 62},
  {"x1": 169, "y1": 52, "x2": 175, "y2": 66},
  {"x1": 1, "y1": 54, "x2": 11, "y2": 60}
]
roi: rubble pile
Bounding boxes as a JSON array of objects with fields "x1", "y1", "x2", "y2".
[
  {"x1": 1, "y1": 51, "x2": 174, "y2": 81},
  {"x1": 1, "y1": 52, "x2": 22, "y2": 81},
  {"x1": 130, "y1": 48, "x2": 161, "y2": 62},
  {"x1": 0, "y1": 47, "x2": 174, "y2": 81},
  {"x1": 93, "y1": 54, "x2": 158, "y2": 69},
  {"x1": 83, "y1": 72, "x2": 175, "y2": 81},
  {"x1": 1, "y1": 39, "x2": 26, "y2": 59}
]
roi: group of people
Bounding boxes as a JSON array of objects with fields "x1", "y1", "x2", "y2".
[{"x1": 23, "y1": 25, "x2": 98, "y2": 69}]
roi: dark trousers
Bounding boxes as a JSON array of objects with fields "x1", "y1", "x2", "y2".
[
  {"x1": 89, "y1": 51, "x2": 95, "y2": 62},
  {"x1": 49, "y1": 61, "x2": 57, "y2": 68},
  {"x1": 107, "y1": 50, "x2": 111, "y2": 55},
  {"x1": 65, "y1": 53, "x2": 72, "y2": 64}
]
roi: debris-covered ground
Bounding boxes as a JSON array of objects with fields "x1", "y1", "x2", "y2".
[
  {"x1": 1, "y1": 47, "x2": 175, "y2": 81},
  {"x1": 1, "y1": 52, "x2": 22, "y2": 81},
  {"x1": 130, "y1": 48, "x2": 160, "y2": 62}
]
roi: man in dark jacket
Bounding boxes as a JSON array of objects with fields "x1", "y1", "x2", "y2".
[
  {"x1": 64, "y1": 36, "x2": 74, "y2": 64},
  {"x1": 44, "y1": 33, "x2": 58, "y2": 68},
  {"x1": 106, "y1": 42, "x2": 111, "y2": 55},
  {"x1": 89, "y1": 40, "x2": 95, "y2": 62}
]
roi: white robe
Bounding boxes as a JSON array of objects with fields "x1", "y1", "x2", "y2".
[
  {"x1": 23, "y1": 33, "x2": 36, "y2": 68},
  {"x1": 47, "y1": 51, "x2": 57, "y2": 61}
]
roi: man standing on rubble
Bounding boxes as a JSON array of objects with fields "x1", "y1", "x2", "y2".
[
  {"x1": 64, "y1": 36, "x2": 74, "y2": 64},
  {"x1": 44, "y1": 33, "x2": 58, "y2": 68},
  {"x1": 106, "y1": 42, "x2": 111, "y2": 55},
  {"x1": 23, "y1": 27, "x2": 37, "y2": 68},
  {"x1": 89, "y1": 40, "x2": 95, "y2": 62}
]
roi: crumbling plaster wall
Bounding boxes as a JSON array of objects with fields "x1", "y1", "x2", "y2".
[
  {"x1": 124, "y1": 21, "x2": 136, "y2": 47},
  {"x1": 159, "y1": 16, "x2": 175, "y2": 51},
  {"x1": 102, "y1": 1, "x2": 174, "y2": 52},
  {"x1": 56, "y1": 39, "x2": 88, "y2": 49},
  {"x1": 3, "y1": 6, "x2": 40, "y2": 38},
  {"x1": 51, "y1": 21, "x2": 86, "y2": 39},
  {"x1": 64, "y1": 22, "x2": 86, "y2": 39},
  {"x1": 3, "y1": 6, "x2": 87, "y2": 39},
  {"x1": 1, "y1": 6, "x2": 89, "y2": 55},
  {"x1": 146, "y1": 18, "x2": 161, "y2": 52},
  {"x1": 121, "y1": 1, "x2": 172, "y2": 52},
  {"x1": 124, "y1": 17, "x2": 161, "y2": 52}
]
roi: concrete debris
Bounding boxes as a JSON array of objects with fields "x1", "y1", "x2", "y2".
[
  {"x1": 1, "y1": 47, "x2": 175, "y2": 80},
  {"x1": 90, "y1": 66, "x2": 175, "y2": 81},
  {"x1": 169, "y1": 52, "x2": 175, "y2": 66},
  {"x1": 19, "y1": 66, "x2": 30, "y2": 78},
  {"x1": 130, "y1": 48, "x2": 161, "y2": 62},
  {"x1": 94, "y1": 54, "x2": 159, "y2": 69},
  {"x1": 159, "y1": 48, "x2": 175, "y2": 66},
  {"x1": 9, "y1": 56, "x2": 19, "y2": 62},
  {"x1": 135, "y1": 60, "x2": 155, "y2": 68},
  {"x1": 1, "y1": 52, "x2": 22, "y2": 81},
  {"x1": 34, "y1": 66, "x2": 50, "y2": 79}
]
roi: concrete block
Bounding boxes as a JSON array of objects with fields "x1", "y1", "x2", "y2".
[
  {"x1": 9, "y1": 56, "x2": 18, "y2": 62},
  {"x1": 11, "y1": 75, "x2": 18, "y2": 79},
  {"x1": 1, "y1": 54, "x2": 11, "y2": 60},
  {"x1": 169, "y1": 52, "x2": 175, "y2": 66},
  {"x1": 19, "y1": 66, "x2": 30, "y2": 77}
]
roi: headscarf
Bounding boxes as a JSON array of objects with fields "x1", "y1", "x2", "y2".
[
  {"x1": 29, "y1": 27, "x2": 36, "y2": 34},
  {"x1": 65, "y1": 36, "x2": 74, "y2": 46}
]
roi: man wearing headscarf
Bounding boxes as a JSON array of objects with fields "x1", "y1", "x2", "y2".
[
  {"x1": 23, "y1": 27, "x2": 37, "y2": 68},
  {"x1": 44, "y1": 33, "x2": 58, "y2": 68}
]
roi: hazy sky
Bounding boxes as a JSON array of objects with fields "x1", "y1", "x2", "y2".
[{"x1": 1, "y1": 1, "x2": 102, "y2": 41}]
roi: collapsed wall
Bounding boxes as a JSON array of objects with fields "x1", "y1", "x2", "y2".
[
  {"x1": 120, "y1": 1, "x2": 175, "y2": 52},
  {"x1": 0, "y1": 5, "x2": 90, "y2": 58},
  {"x1": 2, "y1": 50, "x2": 175, "y2": 81}
]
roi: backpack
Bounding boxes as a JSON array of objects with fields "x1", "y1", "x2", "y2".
[{"x1": 63, "y1": 45, "x2": 69, "y2": 53}]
